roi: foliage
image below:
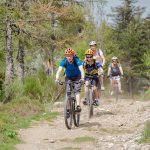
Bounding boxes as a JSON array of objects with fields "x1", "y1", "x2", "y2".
[
  {"x1": 144, "y1": 89, "x2": 150, "y2": 100},
  {"x1": 0, "y1": 97, "x2": 59, "y2": 149},
  {"x1": 139, "y1": 122, "x2": 150, "y2": 143},
  {"x1": 7, "y1": 67, "x2": 63, "y2": 103},
  {"x1": 108, "y1": 0, "x2": 150, "y2": 94}
]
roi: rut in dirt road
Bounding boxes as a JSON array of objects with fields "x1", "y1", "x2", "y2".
[{"x1": 16, "y1": 98, "x2": 150, "y2": 150}]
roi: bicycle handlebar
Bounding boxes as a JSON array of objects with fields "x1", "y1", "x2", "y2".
[{"x1": 57, "y1": 80, "x2": 84, "y2": 85}]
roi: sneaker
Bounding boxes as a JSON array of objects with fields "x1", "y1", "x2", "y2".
[
  {"x1": 92, "y1": 99, "x2": 100, "y2": 106},
  {"x1": 76, "y1": 105, "x2": 81, "y2": 112},
  {"x1": 101, "y1": 86, "x2": 105, "y2": 91}
]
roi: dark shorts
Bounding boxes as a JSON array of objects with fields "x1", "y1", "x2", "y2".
[
  {"x1": 65, "y1": 76, "x2": 81, "y2": 95},
  {"x1": 85, "y1": 76, "x2": 99, "y2": 87}
]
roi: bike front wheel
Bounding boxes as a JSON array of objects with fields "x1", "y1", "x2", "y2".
[
  {"x1": 73, "y1": 99, "x2": 80, "y2": 127},
  {"x1": 64, "y1": 97, "x2": 73, "y2": 129},
  {"x1": 88, "y1": 89, "x2": 94, "y2": 118}
]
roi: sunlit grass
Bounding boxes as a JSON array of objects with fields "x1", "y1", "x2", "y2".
[
  {"x1": 139, "y1": 122, "x2": 150, "y2": 143},
  {"x1": 73, "y1": 136, "x2": 96, "y2": 143}
]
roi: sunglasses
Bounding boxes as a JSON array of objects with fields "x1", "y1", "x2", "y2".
[
  {"x1": 86, "y1": 56, "x2": 93, "y2": 58},
  {"x1": 66, "y1": 55, "x2": 73, "y2": 58},
  {"x1": 112, "y1": 60, "x2": 117, "y2": 63}
]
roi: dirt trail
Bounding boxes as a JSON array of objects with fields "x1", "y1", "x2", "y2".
[{"x1": 16, "y1": 98, "x2": 150, "y2": 150}]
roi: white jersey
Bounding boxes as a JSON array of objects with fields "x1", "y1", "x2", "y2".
[
  {"x1": 97, "y1": 49, "x2": 103, "y2": 56},
  {"x1": 93, "y1": 48, "x2": 104, "y2": 60}
]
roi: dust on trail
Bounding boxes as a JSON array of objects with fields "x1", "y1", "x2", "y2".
[{"x1": 16, "y1": 98, "x2": 150, "y2": 150}]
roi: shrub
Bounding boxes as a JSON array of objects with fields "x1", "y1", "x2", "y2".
[{"x1": 23, "y1": 76, "x2": 42, "y2": 100}]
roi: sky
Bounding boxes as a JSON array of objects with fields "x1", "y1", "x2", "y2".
[
  {"x1": 106, "y1": 0, "x2": 150, "y2": 17},
  {"x1": 88, "y1": 0, "x2": 150, "y2": 25}
]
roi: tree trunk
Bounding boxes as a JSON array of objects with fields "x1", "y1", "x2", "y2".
[
  {"x1": 49, "y1": 47, "x2": 54, "y2": 77},
  {"x1": 4, "y1": 18, "x2": 14, "y2": 102},
  {"x1": 16, "y1": 39, "x2": 24, "y2": 80}
]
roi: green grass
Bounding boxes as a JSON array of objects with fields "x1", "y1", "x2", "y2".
[
  {"x1": 139, "y1": 122, "x2": 150, "y2": 143},
  {"x1": 0, "y1": 97, "x2": 59, "y2": 150},
  {"x1": 73, "y1": 136, "x2": 96, "y2": 143}
]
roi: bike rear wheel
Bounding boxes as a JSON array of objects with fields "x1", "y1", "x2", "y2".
[
  {"x1": 64, "y1": 97, "x2": 73, "y2": 129},
  {"x1": 73, "y1": 99, "x2": 80, "y2": 127},
  {"x1": 88, "y1": 89, "x2": 94, "y2": 118}
]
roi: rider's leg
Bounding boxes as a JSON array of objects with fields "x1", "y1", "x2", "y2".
[
  {"x1": 100, "y1": 75, "x2": 105, "y2": 90},
  {"x1": 74, "y1": 80, "x2": 82, "y2": 111},
  {"x1": 98, "y1": 68, "x2": 104, "y2": 90},
  {"x1": 76, "y1": 93, "x2": 80, "y2": 106},
  {"x1": 85, "y1": 80, "x2": 89, "y2": 99},
  {"x1": 83, "y1": 80, "x2": 89, "y2": 105},
  {"x1": 93, "y1": 86, "x2": 99, "y2": 99},
  {"x1": 118, "y1": 79, "x2": 122, "y2": 93},
  {"x1": 110, "y1": 78, "x2": 114, "y2": 95},
  {"x1": 110, "y1": 78, "x2": 113, "y2": 89},
  {"x1": 92, "y1": 78, "x2": 100, "y2": 106}
]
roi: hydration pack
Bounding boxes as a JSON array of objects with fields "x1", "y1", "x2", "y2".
[{"x1": 110, "y1": 64, "x2": 121, "y2": 76}]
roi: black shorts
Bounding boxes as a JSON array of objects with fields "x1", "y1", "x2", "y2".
[
  {"x1": 65, "y1": 76, "x2": 81, "y2": 95},
  {"x1": 85, "y1": 76, "x2": 99, "y2": 87}
]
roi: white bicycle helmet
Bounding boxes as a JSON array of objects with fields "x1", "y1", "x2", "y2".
[
  {"x1": 89, "y1": 41, "x2": 96, "y2": 46},
  {"x1": 112, "y1": 56, "x2": 118, "y2": 60}
]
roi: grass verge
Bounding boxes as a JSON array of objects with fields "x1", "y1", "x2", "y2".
[
  {"x1": 139, "y1": 122, "x2": 150, "y2": 143},
  {"x1": 73, "y1": 136, "x2": 96, "y2": 143},
  {"x1": 0, "y1": 96, "x2": 59, "y2": 150}
]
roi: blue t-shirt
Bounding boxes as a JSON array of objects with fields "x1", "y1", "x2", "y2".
[{"x1": 60, "y1": 57, "x2": 82, "y2": 78}]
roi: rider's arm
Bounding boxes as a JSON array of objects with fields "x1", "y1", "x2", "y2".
[
  {"x1": 56, "y1": 66, "x2": 63, "y2": 80},
  {"x1": 96, "y1": 62, "x2": 103, "y2": 75},
  {"x1": 101, "y1": 54, "x2": 105, "y2": 66},
  {"x1": 98, "y1": 49, "x2": 105, "y2": 66},
  {"x1": 98, "y1": 68, "x2": 103, "y2": 76},
  {"x1": 79, "y1": 65, "x2": 84, "y2": 79},
  {"x1": 107, "y1": 66, "x2": 111, "y2": 76}
]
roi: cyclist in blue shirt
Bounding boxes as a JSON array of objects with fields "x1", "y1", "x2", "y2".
[{"x1": 55, "y1": 48, "x2": 84, "y2": 112}]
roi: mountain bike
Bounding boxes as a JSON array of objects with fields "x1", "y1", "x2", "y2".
[
  {"x1": 85, "y1": 76, "x2": 99, "y2": 119},
  {"x1": 58, "y1": 80, "x2": 81, "y2": 129},
  {"x1": 111, "y1": 76, "x2": 120, "y2": 102}
]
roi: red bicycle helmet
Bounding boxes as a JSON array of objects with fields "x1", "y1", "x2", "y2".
[{"x1": 65, "y1": 48, "x2": 74, "y2": 56}]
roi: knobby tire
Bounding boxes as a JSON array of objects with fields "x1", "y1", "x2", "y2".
[
  {"x1": 73, "y1": 99, "x2": 80, "y2": 127},
  {"x1": 64, "y1": 97, "x2": 73, "y2": 129},
  {"x1": 88, "y1": 89, "x2": 93, "y2": 118}
]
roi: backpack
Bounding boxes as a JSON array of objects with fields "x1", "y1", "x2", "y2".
[{"x1": 110, "y1": 64, "x2": 121, "y2": 76}]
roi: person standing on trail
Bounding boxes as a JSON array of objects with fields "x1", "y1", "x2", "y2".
[
  {"x1": 107, "y1": 56, "x2": 123, "y2": 94},
  {"x1": 55, "y1": 48, "x2": 84, "y2": 112},
  {"x1": 89, "y1": 41, "x2": 106, "y2": 91}
]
